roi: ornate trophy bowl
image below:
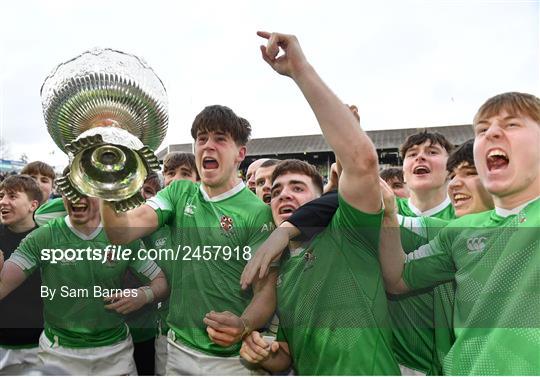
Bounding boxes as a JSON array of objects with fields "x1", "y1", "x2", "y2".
[{"x1": 41, "y1": 48, "x2": 168, "y2": 211}]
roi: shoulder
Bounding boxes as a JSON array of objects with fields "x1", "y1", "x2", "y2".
[
  {"x1": 446, "y1": 210, "x2": 493, "y2": 227},
  {"x1": 161, "y1": 180, "x2": 198, "y2": 196},
  {"x1": 333, "y1": 193, "x2": 382, "y2": 224}
]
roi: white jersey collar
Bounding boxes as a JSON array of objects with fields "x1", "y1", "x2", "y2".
[
  {"x1": 65, "y1": 216, "x2": 103, "y2": 240},
  {"x1": 408, "y1": 196, "x2": 451, "y2": 217},
  {"x1": 495, "y1": 195, "x2": 540, "y2": 218},
  {"x1": 199, "y1": 181, "x2": 245, "y2": 202}
]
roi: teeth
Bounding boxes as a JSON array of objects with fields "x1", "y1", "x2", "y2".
[
  {"x1": 488, "y1": 149, "x2": 507, "y2": 158},
  {"x1": 454, "y1": 194, "x2": 470, "y2": 201}
]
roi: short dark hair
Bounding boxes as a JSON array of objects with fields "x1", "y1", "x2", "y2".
[
  {"x1": 143, "y1": 171, "x2": 162, "y2": 192},
  {"x1": 0, "y1": 174, "x2": 43, "y2": 203},
  {"x1": 446, "y1": 139, "x2": 475, "y2": 173},
  {"x1": 474, "y1": 92, "x2": 540, "y2": 125},
  {"x1": 380, "y1": 167, "x2": 404, "y2": 183},
  {"x1": 163, "y1": 152, "x2": 199, "y2": 179},
  {"x1": 191, "y1": 105, "x2": 251, "y2": 146},
  {"x1": 259, "y1": 159, "x2": 280, "y2": 168},
  {"x1": 271, "y1": 159, "x2": 323, "y2": 195},
  {"x1": 399, "y1": 131, "x2": 454, "y2": 159},
  {"x1": 21, "y1": 161, "x2": 55, "y2": 181}
]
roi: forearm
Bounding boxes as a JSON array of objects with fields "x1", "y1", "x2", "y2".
[
  {"x1": 292, "y1": 66, "x2": 377, "y2": 174},
  {"x1": 0, "y1": 261, "x2": 28, "y2": 301},
  {"x1": 101, "y1": 201, "x2": 157, "y2": 244},
  {"x1": 379, "y1": 214, "x2": 409, "y2": 294},
  {"x1": 146, "y1": 273, "x2": 169, "y2": 303},
  {"x1": 101, "y1": 201, "x2": 132, "y2": 244},
  {"x1": 241, "y1": 270, "x2": 278, "y2": 331}
]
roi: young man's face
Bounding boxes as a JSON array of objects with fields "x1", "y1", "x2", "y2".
[
  {"x1": 195, "y1": 131, "x2": 246, "y2": 188},
  {"x1": 0, "y1": 189, "x2": 38, "y2": 227},
  {"x1": 473, "y1": 110, "x2": 540, "y2": 205},
  {"x1": 448, "y1": 162, "x2": 493, "y2": 217},
  {"x1": 29, "y1": 173, "x2": 53, "y2": 203},
  {"x1": 385, "y1": 177, "x2": 410, "y2": 198},
  {"x1": 255, "y1": 165, "x2": 277, "y2": 205},
  {"x1": 163, "y1": 164, "x2": 197, "y2": 187},
  {"x1": 246, "y1": 159, "x2": 267, "y2": 192},
  {"x1": 270, "y1": 172, "x2": 320, "y2": 224},
  {"x1": 140, "y1": 181, "x2": 159, "y2": 200},
  {"x1": 63, "y1": 195, "x2": 100, "y2": 226},
  {"x1": 402, "y1": 141, "x2": 449, "y2": 193}
]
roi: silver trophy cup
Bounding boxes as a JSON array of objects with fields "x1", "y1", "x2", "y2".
[{"x1": 41, "y1": 48, "x2": 168, "y2": 211}]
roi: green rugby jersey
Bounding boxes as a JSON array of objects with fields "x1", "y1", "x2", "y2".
[
  {"x1": 147, "y1": 180, "x2": 273, "y2": 356},
  {"x1": 9, "y1": 216, "x2": 160, "y2": 348},
  {"x1": 142, "y1": 225, "x2": 173, "y2": 336},
  {"x1": 34, "y1": 197, "x2": 67, "y2": 226},
  {"x1": 276, "y1": 195, "x2": 399, "y2": 375},
  {"x1": 391, "y1": 198, "x2": 456, "y2": 375},
  {"x1": 391, "y1": 215, "x2": 453, "y2": 375},
  {"x1": 397, "y1": 196, "x2": 455, "y2": 220},
  {"x1": 403, "y1": 197, "x2": 540, "y2": 375}
]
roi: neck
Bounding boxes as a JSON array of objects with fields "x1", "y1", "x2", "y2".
[
  {"x1": 71, "y1": 216, "x2": 101, "y2": 236},
  {"x1": 494, "y1": 191, "x2": 540, "y2": 210},
  {"x1": 409, "y1": 186, "x2": 448, "y2": 213},
  {"x1": 202, "y1": 176, "x2": 241, "y2": 198},
  {"x1": 8, "y1": 217, "x2": 36, "y2": 233}
]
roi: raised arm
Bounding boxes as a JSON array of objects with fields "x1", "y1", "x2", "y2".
[
  {"x1": 258, "y1": 31, "x2": 380, "y2": 213},
  {"x1": 100, "y1": 201, "x2": 159, "y2": 244}
]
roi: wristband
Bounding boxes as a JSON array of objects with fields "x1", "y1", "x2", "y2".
[
  {"x1": 139, "y1": 286, "x2": 154, "y2": 304},
  {"x1": 240, "y1": 316, "x2": 252, "y2": 338}
]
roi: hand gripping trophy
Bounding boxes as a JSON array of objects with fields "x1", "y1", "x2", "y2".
[{"x1": 41, "y1": 48, "x2": 168, "y2": 211}]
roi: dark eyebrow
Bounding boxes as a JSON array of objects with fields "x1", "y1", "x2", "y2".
[
  {"x1": 271, "y1": 182, "x2": 283, "y2": 192},
  {"x1": 289, "y1": 180, "x2": 307, "y2": 186}
]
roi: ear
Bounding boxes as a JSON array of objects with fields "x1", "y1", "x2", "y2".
[
  {"x1": 236, "y1": 146, "x2": 247, "y2": 163},
  {"x1": 29, "y1": 200, "x2": 39, "y2": 213}
]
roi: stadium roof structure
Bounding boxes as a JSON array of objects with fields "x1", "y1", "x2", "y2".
[{"x1": 156, "y1": 124, "x2": 474, "y2": 159}]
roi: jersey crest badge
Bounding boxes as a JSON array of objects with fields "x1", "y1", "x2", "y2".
[
  {"x1": 220, "y1": 215, "x2": 234, "y2": 234},
  {"x1": 155, "y1": 237, "x2": 167, "y2": 248},
  {"x1": 184, "y1": 204, "x2": 196, "y2": 216},
  {"x1": 466, "y1": 236, "x2": 487, "y2": 253}
]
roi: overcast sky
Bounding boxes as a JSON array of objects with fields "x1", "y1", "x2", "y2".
[{"x1": 0, "y1": 0, "x2": 538, "y2": 170}]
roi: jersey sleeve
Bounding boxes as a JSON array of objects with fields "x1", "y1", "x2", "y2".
[
  {"x1": 329, "y1": 193, "x2": 383, "y2": 255},
  {"x1": 398, "y1": 215, "x2": 450, "y2": 252},
  {"x1": 287, "y1": 191, "x2": 338, "y2": 241},
  {"x1": 402, "y1": 226, "x2": 456, "y2": 290},
  {"x1": 8, "y1": 227, "x2": 49, "y2": 276},
  {"x1": 246, "y1": 205, "x2": 274, "y2": 257},
  {"x1": 146, "y1": 180, "x2": 186, "y2": 227},
  {"x1": 34, "y1": 197, "x2": 67, "y2": 226},
  {"x1": 128, "y1": 240, "x2": 162, "y2": 283}
]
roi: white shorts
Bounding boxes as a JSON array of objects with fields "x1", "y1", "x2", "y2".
[
  {"x1": 0, "y1": 346, "x2": 40, "y2": 375},
  {"x1": 38, "y1": 332, "x2": 137, "y2": 375},
  {"x1": 155, "y1": 334, "x2": 168, "y2": 376},
  {"x1": 399, "y1": 364, "x2": 427, "y2": 376},
  {"x1": 166, "y1": 331, "x2": 268, "y2": 376}
]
